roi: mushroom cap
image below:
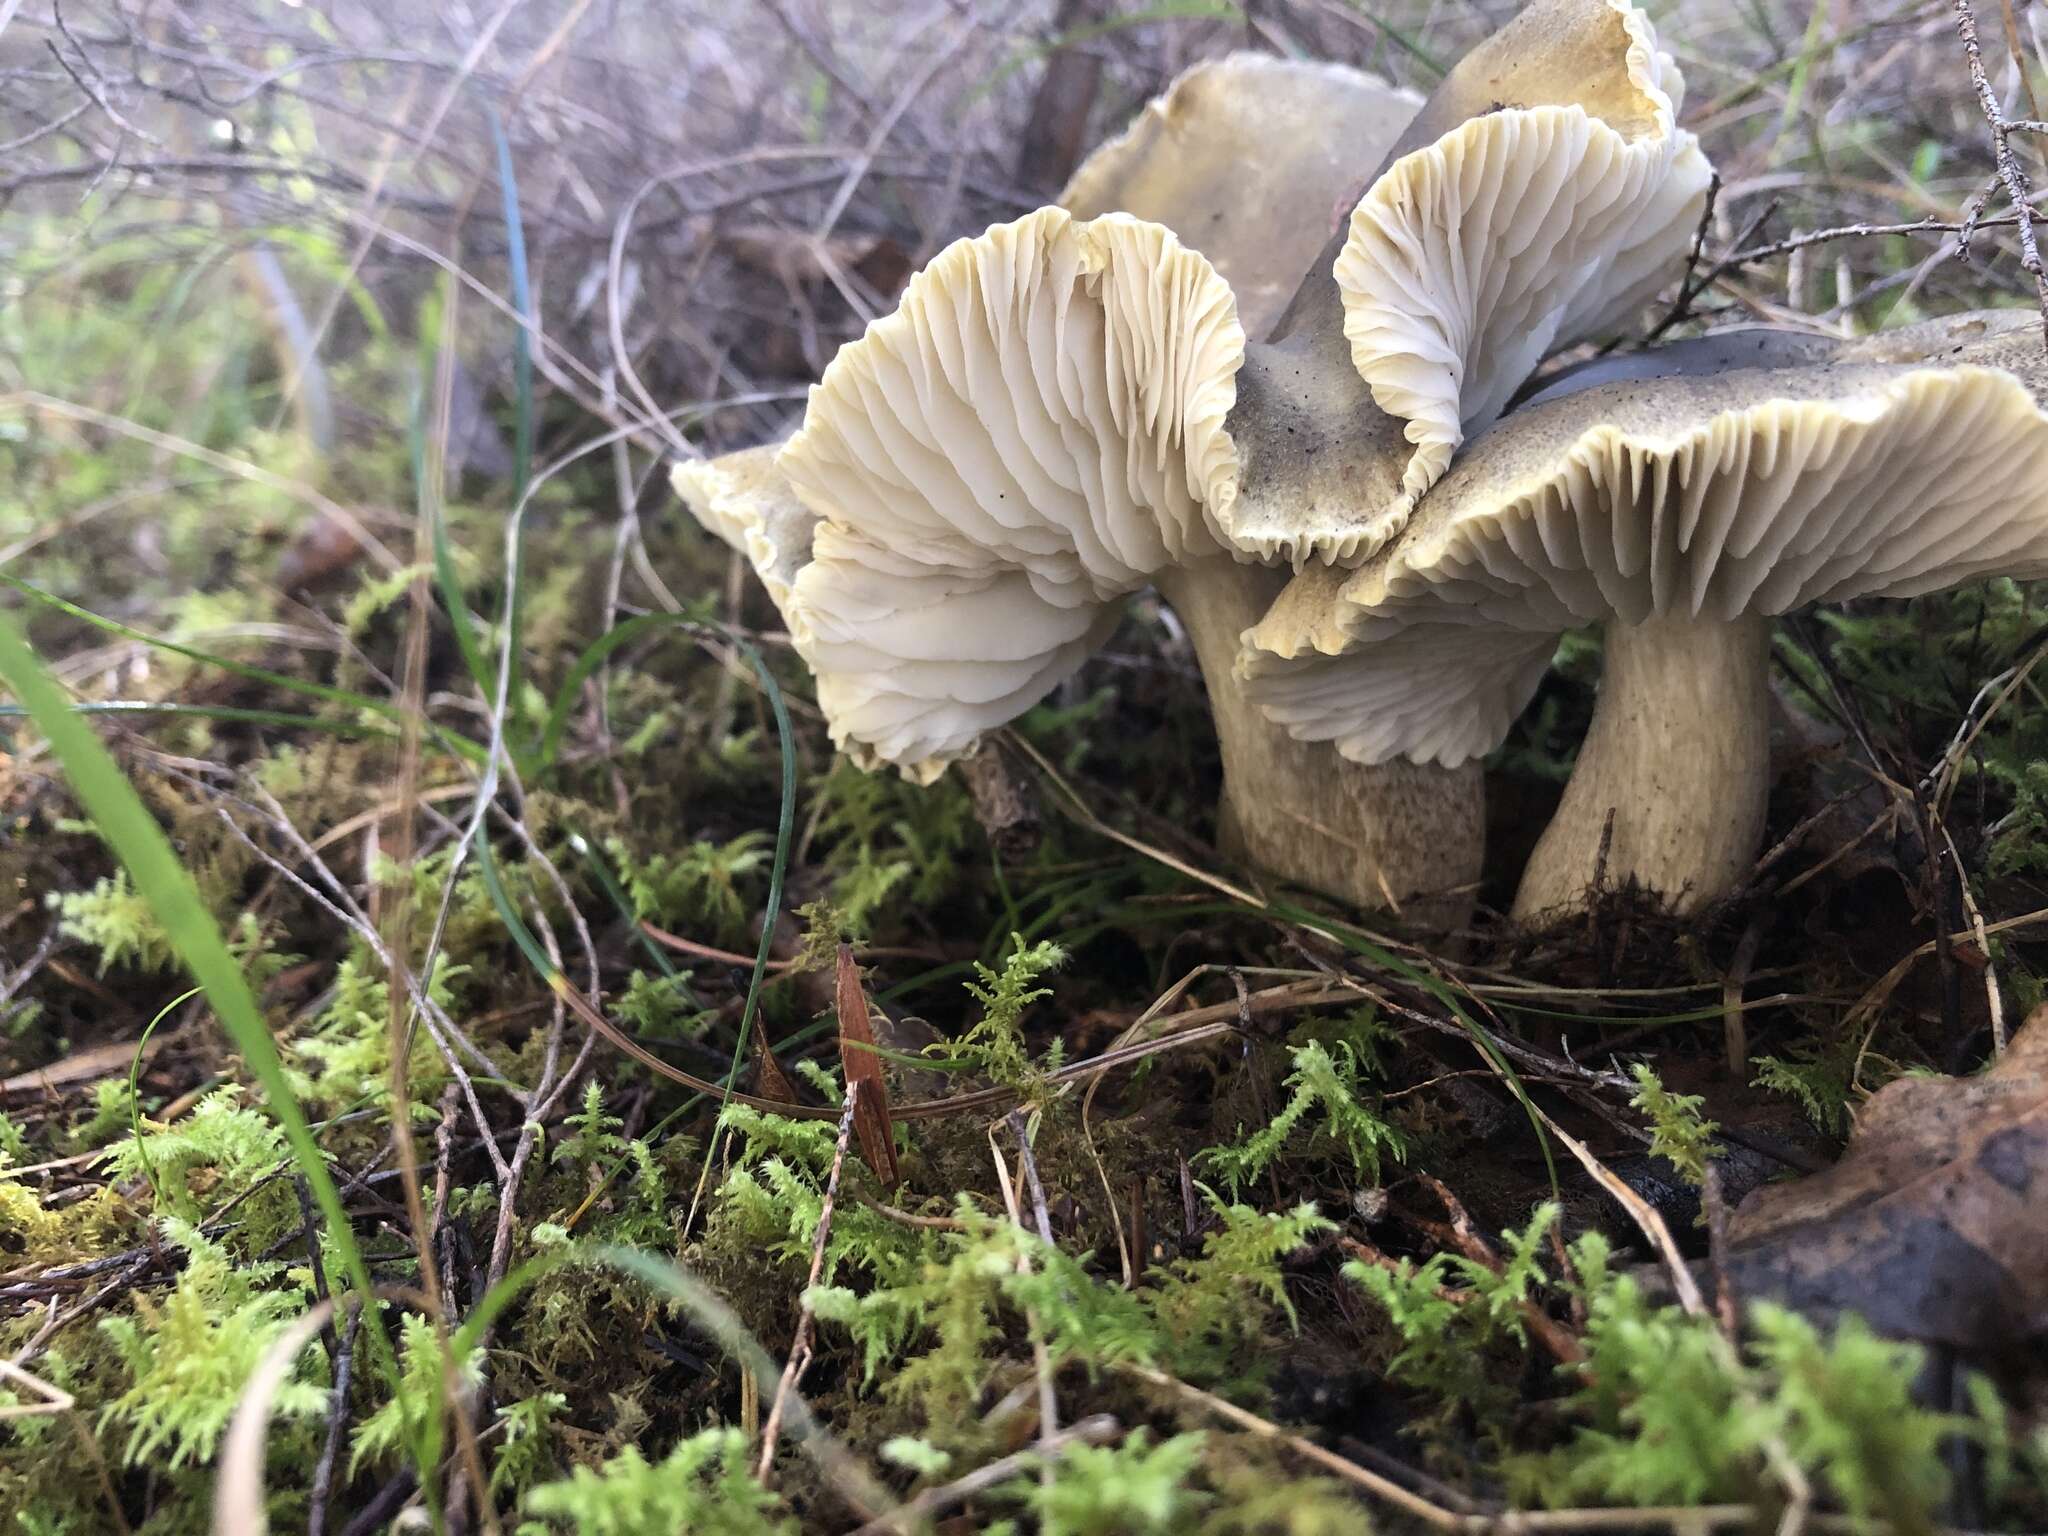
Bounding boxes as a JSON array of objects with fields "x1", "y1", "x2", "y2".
[
  {"x1": 792, "y1": 525, "x2": 1122, "y2": 783},
  {"x1": 670, "y1": 441, "x2": 814, "y2": 613},
  {"x1": 1208, "y1": 331, "x2": 1417, "y2": 570},
  {"x1": 1332, "y1": 0, "x2": 1712, "y2": 548},
  {"x1": 1241, "y1": 313, "x2": 2048, "y2": 768},
  {"x1": 1061, "y1": 53, "x2": 1422, "y2": 340},
  {"x1": 767, "y1": 205, "x2": 1246, "y2": 777},
  {"x1": 781, "y1": 206, "x2": 1243, "y2": 598}
]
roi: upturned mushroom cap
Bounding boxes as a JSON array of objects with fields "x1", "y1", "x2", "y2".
[
  {"x1": 1324, "y1": 0, "x2": 1713, "y2": 551},
  {"x1": 1061, "y1": 53, "x2": 1422, "y2": 339},
  {"x1": 1211, "y1": 0, "x2": 1712, "y2": 570},
  {"x1": 668, "y1": 59, "x2": 1496, "y2": 916},
  {"x1": 677, "y1": 50, "x2": 1394, "y2": 687},
  {"x1": 755, "y1": 206, "x2": 1244, "y2": 777},
  {"x1": 670, "y1": 441, "x2": 813, "y2": 613},
  {"x1": 792, "y1": 526, "x2": 1124, "y2": 783},
  {"x1": 782, "y1": 207, "x2": 1242, "y2": 590},
  {"x1": 1240, "y1": 312, "x2": 2048, "y2": 768}
]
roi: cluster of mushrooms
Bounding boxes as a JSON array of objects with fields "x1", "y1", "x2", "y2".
[{"x1": 675, "y1": 0, "x2": 2048, "y2": 926}]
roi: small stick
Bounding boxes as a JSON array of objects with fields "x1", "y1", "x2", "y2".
[
  {"x1": 1701, "y1": 1165, "x2": 1742, "y2": 1347},
  {"x1": 757, "y1": 1081, "x2": 860, "y2": 1483},
  {"x1": 992, "y1": 1114, "x2": 1061, "y2": 1475},
  {"x1": 1389, "y1": 1178, "x2": 1583, "y2": 1367},
  {"x1": 1008, "y1": 1109, "x2": 1057, "y2": 1249},
  {"x1": 1954, "y1": 0, "x2": 2048, "y2": 344},
  {"x1": 1937, "y1": 824, "x2": 2007, "y2": 1057},
  {"x1": 1123, "y1": 1363, "x2": 1463, "y2": 1530},
  {"x1": 1722, "y1": 918, "x2": 1766, "y2": 1077},
  {"x1": 845, "y1": 1415, "x2": 1120, "y2": 1536},
  {"x1": 308, "y1": 1308, "x2": 363, "y2": 1536},
  {"x1": 856, "y1": 1194, "x2": 969, "y2": 1232},
  {"x1": 1643, "y1": 170, "x2": 1722, "y2": 341}
]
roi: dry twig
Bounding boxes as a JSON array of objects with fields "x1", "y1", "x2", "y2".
[
  {"x1": 758, "y1": 1081, "x2": 861, "y2": 1484},
  {"x1": 1954, "y1": 0, "x2": 2048, "y2": 342}
]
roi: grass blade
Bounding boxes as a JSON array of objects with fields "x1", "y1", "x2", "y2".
[
  {"x1": 0, "y1": 605, "x2": 389, "y2": 1362},
  {"x1": 0, "y1": 575, "x2": 483, "y2": 764},
  {"x1": 538, "y1": 610, "x2": 708, "y2": 768},
  {"x1": 490, "y1": 107, "x2": 535, "y2": 719},
  {"x1": 0, "y1": 700, "x2": 404, "y2": 740},
  {"x1": 412, "y1": 278, "x2": 496, "y2": 702}
]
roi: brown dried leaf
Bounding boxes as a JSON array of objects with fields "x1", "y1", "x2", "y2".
[
  {"x1": 751, "y1": 1013, "x2": 799, "y2": 1106},
  {"x1": 1724, "y1": 1005, "x2": 2048, "y2": 1347},
  {"x1": 273, "y1": 515, "x2": 370, "y2": 592},
  {"x1": 3, "y1": 1032, "x2": 169, "y2": 1097},
  {"x1": 722, "y1": 224, "x2": 906, "y2": 295},
  {"x1": 835, "y1": 943, "x2": 899, "y2": 1186}
]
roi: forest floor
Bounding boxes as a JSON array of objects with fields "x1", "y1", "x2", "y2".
[{"x1": 4, "y1": 0, "x2": 2048, "y2": 1532}]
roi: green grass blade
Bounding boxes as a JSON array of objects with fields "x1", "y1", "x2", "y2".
[
  {"x1": 0, "y1": 576, "x2": 483, "y2": 764},
  {"x1": 487, "y1": 638, "x2": 796, "y2": 1084},
  {"x1": 490, "y1": 111, "x2": 535, "y2": 511},
  {"x1": 718, "y1": 642, "x2": 798, "y2": 1086},
  {"x1": 538, "y1": 611, "x2": 708, "y2": 768},
  {"x1": 1268, "y1": 898, "x2": 1562, "y2": 1198},
  {"x1": 567, "y1": 830, "x2": 702, "y2": 1008},
  {"x1": 472, "y1": 834, "x2": 559, "y2": 983},
  {"x1": 0, "y1": 605, "x2": 390, "y2": 1363},
  {"x1": 0, "y1": 700, "x2": 404, "y2": 741},
  {"x1": 1331, "y1": 2, "x2": 1447, "y2": 78},
  {"x1": 128, "y1": 985, "x2": 202, "y2": 1209},
  {"x1": 490, "y1": 108, "x2": 535, "y2": 719},
  {"x1": 591, "y1": 1246, "x2": 892, "y2": 1516},
  {"x1": 977, "y1": 2, "x2": 1244, "y2": 95},
  {"x1": 412, "y1": 286, "x2": 496, "y2": 701}
]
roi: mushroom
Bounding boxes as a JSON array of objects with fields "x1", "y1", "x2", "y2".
[
  {"x1": 680, "y1": 56, "x2": 1466, "y2": 914},
  {"x1": 763, "y1": 203, "x2": 1491, "y2": 914},
  {"x1": 673, "y1": 442, "x2": 812, "y2": 617},
  {"x1": 1240, "y1": 311, "x2": 2048, "y2": 921},
  {"x1": 1224, "y1": 0, "x2": 1711, "y2": 564},
  {"x1": 672, "y1": 2, "x2": 1712, "y2": 917},
  {"x1": 1059, "y1": 52, "x2": 1421, "y2": 339}
]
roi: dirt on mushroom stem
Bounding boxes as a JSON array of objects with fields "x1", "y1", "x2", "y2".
[
  {"x1": 1512, "y1": 609, "x2": 1774, "y2": 923},
  {"x1": 1152, "y1": 556, "x2": 1481, "y2": 928}
]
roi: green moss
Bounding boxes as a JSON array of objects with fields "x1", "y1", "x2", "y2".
[
  {"x1": 48, "y1": 871, "x2": 176, "y2": 974},
  {"x1": 521, "y1": 1426, "x2": 794, "y2": 1535},
  {"x1": 946, "y1": 936, "x2": 1068, "y2": 1107},
  {"x1": 97, "y1": 1221, "x2": 324, "y2": 1472},
  {"x1": 106, "y1": 1085, "x2": 288, "y2": 1223},
  {"x1": 1201, "y1": 1023, "x2": 1407, "y2": 1196},
  {"x1": 1626, "y1": 1064, "x2": 1721, "y2": 1186}
]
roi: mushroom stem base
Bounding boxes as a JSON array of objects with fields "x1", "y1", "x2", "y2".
[
  {"x1": 1155, "y1": 558, "x2": 1483, "y2": 925},
  {"x1": 1513, "y1": 610, "x2": 1773, "y2": 923}
]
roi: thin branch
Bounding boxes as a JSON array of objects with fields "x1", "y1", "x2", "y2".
[
  {"x1": 1954, "y1": 0, "x2": 2048, "y2": 343},
  {"x1": 758, "y1": 1081, "x2": 860, "y2": 1483},
  {"x1": 846, "y1": 1415, "x2": 1120, "y2": 1536}
]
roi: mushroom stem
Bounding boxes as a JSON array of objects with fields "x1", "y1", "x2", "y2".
[
  {"x1": 1154, "y1": 556, "x2": 1483, "y2": 923},
  {"x1": 1513, "y1": 610, "x2": 1774, "y2": 922}
]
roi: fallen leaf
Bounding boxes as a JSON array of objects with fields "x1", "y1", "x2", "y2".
[
  {"x1": 836, "y1": 943, "x2": 899, "y2": 1185},
  {"x1": 1723, "y1": 1004, "x2": 2048, "y2": 1348},
  {"x1": 751, "y1": 1013, "x2": 799, "y2": 1106},
  {"x1": 273, "y1": 515, "x2": 371, "y2": 591},
  {"x1": 3, "y1": 1032, "x2": 170, "y2": 1098}
]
